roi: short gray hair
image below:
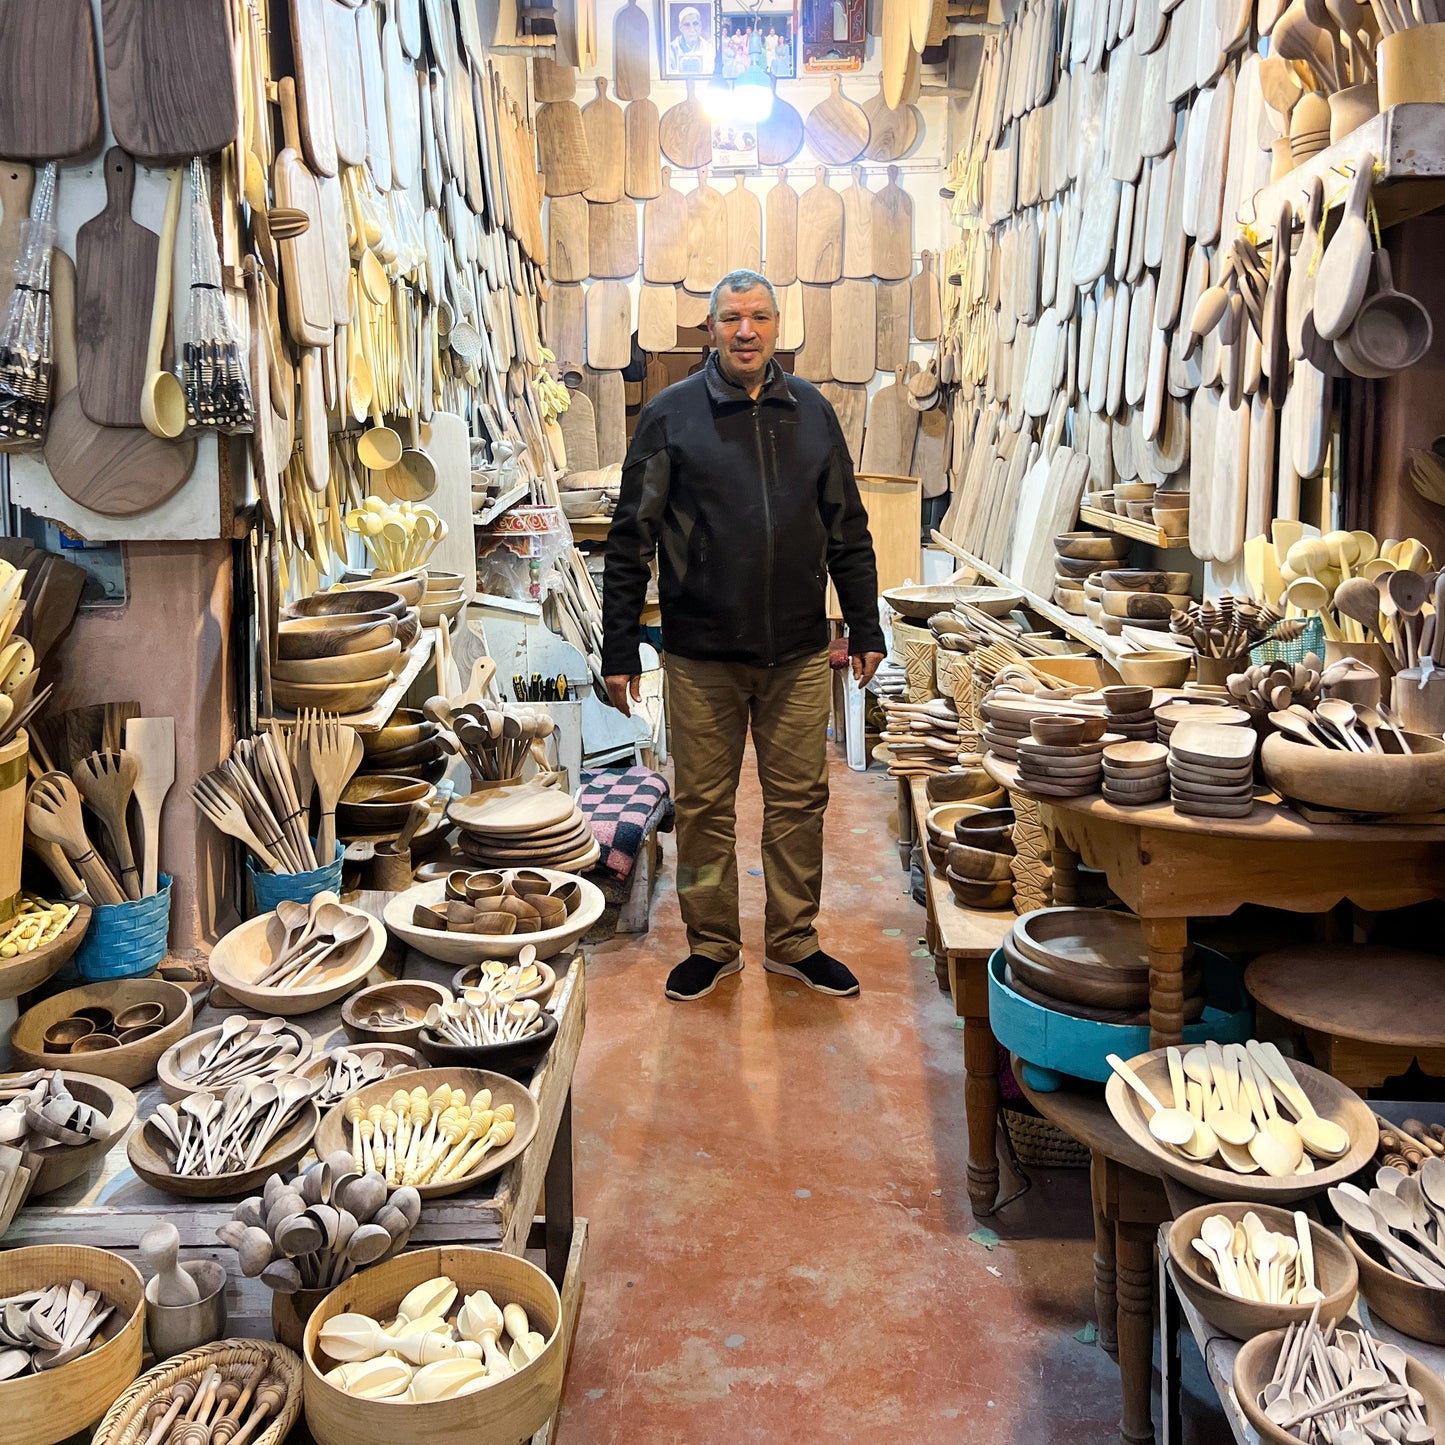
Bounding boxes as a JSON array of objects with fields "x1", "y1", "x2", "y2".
[{"x1": 708, "y1": 269, "x2": 778, "y2": 322}]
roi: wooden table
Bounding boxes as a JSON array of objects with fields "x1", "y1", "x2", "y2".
[{"x1": 7, "y1": 948, "x2": 588, "y2": 1445}]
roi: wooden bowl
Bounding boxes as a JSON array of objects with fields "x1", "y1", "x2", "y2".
[
  {"x1": 420, "y1": 595, "x2": 466, "y2": 628},
  {"x1": 422, "y1": 569, "x2": 464, "y2": 592},
  {"x1": 1117, "y1": 650, "x2": 1192, "y2": 687},
  {"x1": 925, "y1": 800, "x2": 992, "y2": 841},
  {"x1": 945, "y1": 870, "x2": 1014, "y2": 909},
  {"x1": 21, "y1": 1071, "x2": 137, "y2": 1197},
  {"x1": 954, "y1": 808, "x2": 1016, "y2": 855},
  {"x1": 0, "y1": 1244, "x2": 145, "y2": 1445},
  {"x1": 10, "y1": 978, "x2": 192, "y2": 1086},
  {"x1": 363, "y1": 709, "x2": 437, "y2": 756},
  {"x1": 1154, "y1": 507, "x2": 1190, "y2": 537},
  {"x1": 313, "y1": 1067, "x2": 539, "y2": 1198},
  {"x1": 1055, "y1": 553, "x2": 1112, "y2": 580},
  {"x1": 207, "y1": 908, "x2": 386, "y2": 1015},
  {"x1": 383, "y1": 874, "x2": 605, "y2": 963},
  {"x1": 883, "y1": 584, "x2": 1024, "y2": 619},
  {"x1": 0, "y1": 903, "x2": 92, "y2": 1002},
  {"x1": 1261, "y1": 729, "x2": 1445, "y2": 813},
  {"x1": 276, "y1": 614, "x2": 397, "y2": 661},
  {"x1": 1055, "y1": 531, "x2": 1131, "y2": 560},
  {"x1": 361, "y1": 569, "x2": 427, "y2": 606},
  {"x1": 271, "y1": 640, "x2": 403, "y2": 686},
  {"x1": 1011, "y1": 907, "x2": 1153, "y2": 974},
  {"x1": 926, "y1": 772, "x2": 1005, "y2": 805},
  {"x1": 156, "y1": 1020, "x2": 313, "y2": 1101},
  {"x1": 272, "y1": 676, "x2": 393, "y2": 715},
  {"x1": 302, "y1": 1246, "x2": 562, "y2": 1445},
  {"x1": 337, "y1": 775, "x2": 434, "y2": 831},
  {"x1": 297, "y1": 1044, "x2": 426, "y2": 1107},
  {"x1": 341, "y1": 980, "x2": 452, "y2": 1046},
  {"x1": 126, "y1": 1102, "x2": 319, "y2": 1198},
  {"x1": 1105, "y1": 1049, "x2": 1378, "y2": 1201},
  {"x1": 417, "y1": 1010, "x2": 559, "y2": 1080},
  {"x1": 1234, "y1": 1327, "x2": 1445, "y2": 1445},
  {"x1": 1168, "y1": 1203, "x2": 1356, "y2": 1340},
  {"x1": 1031, "y1": 716, "x2": 1088, "y2": 746},
  {"x1": 451, "y1": 959, "x2": 557, "y2": 1001},
  {"x1": 1344, "y1": 1224, "x2": 1445, "y2": 1344},
  {"x1": 947, "y1": 841, "x2": 1014, "y2": 881},
  {"x1": 1113, "y1": 480, "x2": 1157, "y2": 502},
  {"x1": 1102, "y1": 590, "x2": 1193, "y2": 619},
  {"x1": 358, "y1": 736, "x2": 445, "y2": 773},
  {"x1": 288, "y1": 589, "x2": 408, "y2": 622},
  {"x1": 1003, "y1": 932, "x2": 1178, "y2": 1010}
]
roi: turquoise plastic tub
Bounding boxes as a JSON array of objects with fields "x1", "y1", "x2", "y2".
[
  {"x1": 69, "y1": 875, "x2": 173, "y2": 982},
  {"x1": 247, "y1": 841, "x2": 344, "y2": 916}
]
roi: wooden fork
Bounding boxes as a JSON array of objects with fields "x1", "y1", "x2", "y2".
[
  {"x1": 190, "y1": 773, "x2": 284, "y2": 872},
  {"x1": 25, "y1": 773, "x2": 125, "y2": 904}
]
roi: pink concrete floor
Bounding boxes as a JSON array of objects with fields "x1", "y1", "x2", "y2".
[{"x1": 560, "y1": 754, "x2": 1232, "y2": 1442}]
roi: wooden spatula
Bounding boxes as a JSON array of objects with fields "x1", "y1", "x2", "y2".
[{"x1": 125, "y1": 717, "x2": 175, "y2": 898}]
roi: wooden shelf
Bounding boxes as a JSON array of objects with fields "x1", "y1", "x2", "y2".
[
  {"x1": 474, "y1": 481, "x2": 531, "y2": 526},
  {"x1": 565, "y1": 515, "x2": 613, "y2": 543},
  {"x1": 945, "y1": 544, "x2": 1113, "y2": 656},
  {"x1": 1078, "y1": 505, "x2": 1188, "y2": 550},
  {"x1": 264, "y1": 627, "x2": 438, "y2": 734}
]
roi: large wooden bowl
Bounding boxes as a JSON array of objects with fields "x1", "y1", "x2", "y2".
[
  {"x1": 1344, "y1": 1224, "x2": 1445, "y2": 1344},
  {"x1": 276, "y1": 613, "x2": 396, "y2": 660},
  {"x1": 383, "y1": 874, "x2": 604, "y2": 964},
  {"x1": 313, "y1": 1066, "x2": 539, "y2": 1198},
  {"x1": 0, "y1": 1245, "x2": 145, "y2": 1445},
  {"x1": 355, "y1": 568, "x2": 427, "y2": 606},
  {"x1": 156, "y1": 1019, "x2": 313, "y2": 1101},
  {"x1": 22, "y1": 1071, "x2": 137, "y2": 1197},
  {"x1": 362, "y1": 708, "x2": 436, "y2": 754},
  {"x1": 340, "y1": 981, "x2": 451, "y2": 1046},
  {"x1": 1055, "y1": 531, "x2": 1133, "y2": 560},
  {"x1": 10, "y1": 977, "x2": 192, "y2": 1086},
  {"x1": 1105, "y1": 1049, "x2": 1378, "y2": 1202},
  {"x1": 0, "y1": 903, "x2": 92, "y2": 1002},
  {"x1": 271, "y1": 639, "x2": 403, "y2": 686},
  {"x1": 288, "y1": 589, "x2": 408, "y2": 622},
  {"x1": 1169, "y1": 1202, "x2": 1356, "y2": 1340},
  {"x1": 302, "y1": 1246, "x2": 561, "y2": 1445},
  {"x1": 1261, "y1": 729, "x2": 1445, "y2": 814},
  {"x1": 1234, "y1": 1327, "x2": 1445, "y2": 1445},
  {"x1": 126, "y1": 1102, "x2": 319, "y2": 1199},
  {"x1": 271, "y1": 675, "x2": 393, "y2": 715},
  {"x1": 207, "y1": 909, "x2": 386, "y2": 1015},
  {"x1": 336, "y1": 775, "x2": 433, "y2": 832},
  {"x1": 883, "y1": 583, "x2": 1025, "y2": 618}
]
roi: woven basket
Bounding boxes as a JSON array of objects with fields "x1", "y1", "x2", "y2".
[
  {"x1": 92, "y1": 1339, "x2": 303, "y2": 1445},
  {"x1": 1002, "y1": 1106, "x2": 1091, "y2": 1168},
  {"x1": 69, "y1": 876, "x2": 172, "y2": 982},
  {"x1": 247, "y1": 842, "x2": 344, "y2": 915}
]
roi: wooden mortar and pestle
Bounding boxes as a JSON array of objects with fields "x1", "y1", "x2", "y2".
[{"x1": 371, "y1": 800, "x2": 429, "y2": 892}]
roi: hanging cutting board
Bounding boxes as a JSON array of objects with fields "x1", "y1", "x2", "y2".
[
  {"x1": 860, "y1": 368, "x2": 918, "y2": 475},
  {"x1": 323, "y1": 0, "x2": 367, "y2": 169},
  {"x1": 764, "y1": 169, "x2": 798, "y2": 286},
  {"x1": 870, "y1": 281, "x2": 906, "y2": 375},
  {"x1": 381, "y1": 0, "x2": 419, "y2": 190},
  {"x1": 45, "y1": 251, "x2": 196, "y2": 518},
  {"x1": 289, "y1": 0, "x2": 339, "y2": 176},
  {"x1": 642, "y1": 168, "x2": 687, "y2": 283},
  {"x1": 624, "y1": 100, "x2": 662, "y2": 199},
  {"x1": 357, "y1": 0, "x2": 392, "y2": 190},
  {"x1": 912, "y1": 400, "x2": 947, "y2": 496},
  {"x1": 872, "y1": 166, "x2": 912, "y2": 283},
  {"x1": 559, "y1": 386, "x2": 598, "y2": 472},
  {"x1": 638, "y1": 282, "x2": 677, "y2": 352},
  {"x1": 582, "y1": 367, "x2": 626, "y2": 465},
  {"x1": 1142, "y1": 149, "x2": 1173, "y2": 268},
  {"x1": 831, "y1": 280, "x2": 877, "y2": 384},
  {"x1": 841, "y1": 168, "x2": 875, "y2": 280},
  {"x1": 882, "y1": 0, "x2": 912, "y2": 109},
  {"x1": 1188, "y1": 383, "x2": 1220, "y2": 559},
  {"x1": 317, "y1": 174, "x2": 351, "y2": 326},
  {"x1": 722, "y1": 174, "x2": 762, "y2": 273},
  {"x1": 1153, "y1": 127, "x2": 1188, "y2": 328},
  {"x1": 580, "y1": 79, "x2": 625, "y2": 203},
  {"x1": 548, "y1": 282, "x2": 586, "y2": 367},
  {"x1": 796, "y1": 169, "x2": 843, "y2": 285},
  {"x1": 0, "y1": 0, "x2": 100, "y2": 161},
  {"x1": 548, "y1": 194, "x2": 590, "y2": 282},
  {"x1": 676, "y1": 288, "x2": 709, "y2": 329},
  {"x1": 794, "y1": 284, "x2": 833, "y2": 382},
  {"x1": 274, "y1": 81, "x2": 333, "y2": 348},
  {"x1": 861, "y1": 77, "x2": 920, "y2": 162},
  {"x1": 1072, "y1": 176, "x2": 1120, "y2": 288},
  {"x1": 778, "y1": 282, "x2": 804, "y2": 352},
  {"x1": 534, "y1": 57, "x2": 577, "y2": 102},
  {"x1": 414, "y1": 412, "x2": 474, "y2": 594},
  {"x1": 537, "y1": 101, "x2": 590, "y2": 197},
  {"x1": 589, "y1": 199, "x2": 639, "y2": 279},
  {"x1": 1246, "y1": 393, "x2": 1274, "y2": 539},
  {"x1": 684, "y1": 171, "x2": 726, "y2": 293},
  {"x1": 659, "y1": 81, "x2": 711, "y2": 170},
  {"x1": 1124, "y1": 273, "x2": 1154, "y2": 406},
  {"x1": 757, "y1": 82, "x2": 804, "y2": 167},
  {"x1": 821, "y1": 382, "x2": 866, "y2": 465},
  {"x1": 100, "y1": 0, "x2": 237, "y2": 162},
  {"x1": 1194, "y1": 71, "x2": 1233, "y2": 247},
  {"x1": 74, "y1": 149, "x2": 156, "y2": 430},
  {"x1": 613, "y1": 0, "x2": 650, "y2": 100},
  {"x1": 805, "y1": 78, "x2": 871, "y2": 167},
  {"x1": 585, "y1": 280, "x2": 631, "y2": 370},
  {"x1": 0, "y1": 165, "x2": 34, "y2": 320}
]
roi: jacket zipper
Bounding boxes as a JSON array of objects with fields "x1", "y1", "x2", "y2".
[{"x1": 753, "y1": 402, "x2": 776, "y2": 665}]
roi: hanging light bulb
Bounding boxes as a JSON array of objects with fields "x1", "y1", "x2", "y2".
[{"x1": 734, "y1": 66, "x2": 774, "y2": 122}]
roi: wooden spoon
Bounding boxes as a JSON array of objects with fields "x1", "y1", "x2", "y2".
[
  {"x1": 1313, "y1": 155, "x2": 1377, "y2": 341},
  {"x1": 1106, "y1": 1053, "x2": 1196, "y2": 1147},
  {"x1": 139, "y1": 167, "x2": 187, "y2": 440},
  {"x1": 71, "y1": 750, "x2": 142, "y2": 900},
  {"x1": 123, "y1": 717, "x2": 175, "y2": 898}
]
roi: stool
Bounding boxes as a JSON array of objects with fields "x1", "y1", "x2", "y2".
[{"x1": 1245, "y1": 946, "x2": 1445, "y2": 1093}]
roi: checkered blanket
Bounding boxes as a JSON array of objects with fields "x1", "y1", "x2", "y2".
[{"x1": 577, "y1": 766, "x2": 673, "y2": 880}]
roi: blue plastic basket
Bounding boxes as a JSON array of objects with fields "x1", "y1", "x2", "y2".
[
  {"x1": 68, "y1": 875, "x2": 173, "y2": 983},
  {"x1": 247, "y1": 842, "x2": 344, "y2": 916}
]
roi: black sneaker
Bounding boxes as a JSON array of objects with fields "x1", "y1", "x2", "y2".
[
  {"x1": 763, "y1": 951, "x2": 860, "y2": 996},
  {"x1": 665, "y1": 954, "x2": 744, "y2": 1000}
]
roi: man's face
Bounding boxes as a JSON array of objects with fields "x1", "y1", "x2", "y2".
[
  {"x1": 707, "y1": 285, "x2": 778, "y2": 389},
  {"x1": 680, "y1": 13, "x2": 701, "y2": 38}
]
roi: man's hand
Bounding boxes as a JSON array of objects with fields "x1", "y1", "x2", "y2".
[
  {"x1": 605, "y1": 673, "x2": 643, "y2": 716},
  {"x1": 851, "y1": 651, "x2": 885, "y2": 688}
]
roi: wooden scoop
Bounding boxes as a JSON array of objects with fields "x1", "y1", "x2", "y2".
[
  {"x1": 139, "y1": 167, "x2": 187, "y2": 440},
  {"x1": 1336, "y1": 250, "x2": 1433, "y2": 376},
  {"x1": 71, "y1": 750, "x2": 141, "y2": 900}
]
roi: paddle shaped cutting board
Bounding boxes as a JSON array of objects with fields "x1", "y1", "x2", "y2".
[
  {"x1": 821, "y1": 381, "x2": 866, "y2": 464},
  {"x1": 796, "y1": 168, "x2": 843, "y2": 285},
  {"x1": 831, "y1": 279, "x2": 877, "y2": 384},
  {"x1": 794, "y1": 285, "x2": 833, "y2": 382},
  {"x1": 548, "y1": 195, "x2": 590, "y2": 282},
  {"x1": 876, "y1": 279, "x2": 910, "y2": 371},
  {"x1": 548, "y1": 282, "x2": 586, "y2": 368},
  {"x1": 585, "y1": 280, "x2": 632, "y2": 370},
  {"x1": 642, "y1": 168, "x2": 687, "y2": 283},
  {"x1": 764, "y1": 169, "x2": 798, "y2": 286},
  {"x1": 356, "y1": 0, "x2": 391, "y2": 190},
  {"x1": 74, "y1": 149, "x2": 157, "y2": 429},
  {"x1": 624, "y1": 100, "x2": 662, "y2": 199},
  {"x1": 638, "y1": 282, "x2": 677, "y2": 352},
  {"x1": 684, "y1": 171, "x2": 726, "y2": 294},
  {"x1": 841, "y1": 168, "x2": 875, "y2": 279},
  {"x1": 581, "y1": 78, "x2": 625, "y2": 203},
  {"x1": 274, "y1": 79, "x2": 333, "y2": 348},
  {"x1": 537, "y1": 101, "x2": 591, "y2": 197},
  {"x1": 588, "y1": 199, "x2": 639, "y2": 279},
  {"x1": 723, "y1": 175, "x2": 762, "y2": 273},
  {"x1": 778, "y1": 282, "x2": 804, "y2": 351},
  {"x1": 533, "y1": 57, "x2": 578, "y2": 103},
  {"x1": 860, "y1": 367, "x2": 918, "y2": 475},
  {"x1": 805, "y1": 77, "x2": 871, "y2": 166},
  {"x1": 872, "y1": 165, "x2": 913, "y2": 281},
  {"x1": 290, "y1": 0, "x2": 339, "y2": 176},
  {"x1": 0, "y1": 0, "x2": 100, "y2": 161},
  {"x1": 758, "y1": 83, "x2": 805, "y2": 166},
  {"x1": 613, "y1": 0, "x2": 651, "y2": 100},
  {"x1": 583, "y1": 366, "x2": 627, "y2": 464},
  {"x1": 659, "y1": 81, "x2": 711, "y2": 170},
  {"x1": 323, "y1": 0, "x2": 368, "y2": 169},
  {"x1": 862, "y1": 76, "x2": 920, "y2": 162},
  {"x1": 909, "y1": 251, "x2": 939, "y2": 343}
]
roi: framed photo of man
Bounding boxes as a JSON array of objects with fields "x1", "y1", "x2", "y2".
[
  {"x1": 718, "y1": 5, "x2": 798, "y2": 79},
  {"x1": 658, "y1": 0, "x2": 717, "y2": 77}
]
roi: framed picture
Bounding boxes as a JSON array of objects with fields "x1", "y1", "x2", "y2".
[
  {"x1": 718, "y1": 5, "x2": 798, "y2": 79},
  {"x1": 658, "y1": 0, "x2": 717, "y2": 78},
  {"x1": 800, "y1": 0, "x2": 865, "y2": 70},
  {"x1": 711, "y1": 121, "x2": 758, "y2": 167}
]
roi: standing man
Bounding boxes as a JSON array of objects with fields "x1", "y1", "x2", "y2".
[{"x1": 602, "y1": 269, "x2": 886, "y2": 1001}]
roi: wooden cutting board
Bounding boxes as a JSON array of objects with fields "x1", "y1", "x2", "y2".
[
  {"x1": 764, "y1": 170, "x2": 798, "y2": 286},
  {"x1": 74, "y1": 149, "x2": 156, "y2": 429},
  {"x1": 684, "y1": 171, "x2": 726, "y2": 294},
  {"x1": 100, "y1": 0, "x2": 237, "y2": 162},
  {"x1": 676, "y1": 287, "x2": 709, "y2": 329},
  {"x1": 558, "y1": 386, "x2": 598, "y2": 472},
  {"x1": 794, "y1": 284, "x2": 833, "y2": 382},
  {"x1": 534, "y1": 56, "x2": 576, "y2": 103},
  {"x1": 805, "y1": 78, "x2": 871, "y2": 166},
  {"x1": 881, "y1": 0, "x2": 913, "y2": 109},
  {"x1": 585, "y1": 280, "x2": 631, "y2": 370},
  {"x1": 323, "y1": 0, "x2": 367, "y2": 169},
  {"x1": 537, "y1": 101, "x2": 591, "y2": 197},
  {"x1": 275, "y1": 80, "x2": 333, "y2": 348},
  {"x1": 382, "y1": 0, "x2": 420, "y2": 190},
  {"x1": 861, "y1": 77, "x2": 919, "y2": 162},
  {"x1": 0, "y1": 165, "x2": 33, "y2": 320},
  {"x1": 613, "y1": 0, "x2": 650, "y2": 100},
  {"x1": 758, "y1": 84, "x2": 804, "y2": 166},
  {"x1": 830, "y1": 279, "x2": 877, "y2": 384},
  {"x1": 416, "y1": 411, "x2": 475, "y2": 596},
  {"x1": 581, "y1": 78, "x2": 625, "y2": 203},
  {"x1": 588, "y1": 199, "x2": 639, "y2": 279},
  {"x1": 872, "y1": 165, "x2": 912, "y2": 282},
  {"x1": 841, "y1": 168, "x2": 875, "y2": 279},
  {"x1": 357, "y1": 0, "x2": 391, "y2": 190},
  {"x1": 875, "y1": 279, "x2": 910, "y2": 371},
  {"x1": 659, "y1": 81, "x2": 711, "y2": 170},
  {"x1": 642, "y1": 168, "x2": 687, "y2": 283},
  {"x1": 0, "y1": 0, "x2": 100, "y2": 161},
  {"x1": 796, "y1": 168, "x2": 843, "y2": 285},
  {"x1": 624, "y1": 100, "x2": 662, "y2": 199},
  {"x1": 581, "y1": 366, "x2": 626, "y2": 465},
  {"x1": 778, "y1": 282, "x2": 804, "y2": 351},
  {"x1": 638, "y1": 282, "x2": 677, "y2": 352},
  {"x1": 723, "y1": 175, "x2": 762, "y2": 273},
  {"x1": 289, "y1": 0, "x2": 338, "y2": 176},
  {"x1": 860, "y1": 368, "x2": 918, "y2": 475},
  {"x1": 548, "y1": 195, "x2": 590, "y2": 283},
  {"x1": 397, "y1": 0, "x2": 422, "y2": 59},
  {"x1": 547, "y1": 282, "x2": 586, "y2": 368},
  {"x1": 820, "y1": 382, "x2": 866, "y2": 464},
  {"x1": 1124, "y1": 273, "x2": 1155, "y2": 406}
]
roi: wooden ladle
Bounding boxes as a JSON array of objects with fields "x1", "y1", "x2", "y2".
[
  {"x1": 139, "y1": 167, "x2": 188, "y2": 440},
  {"x1": 71, "y1": 750, "x2": 141, "y2": 900},
  {"x1": 1336, "y1": 251, "x2": 1434, "y2": 376}
]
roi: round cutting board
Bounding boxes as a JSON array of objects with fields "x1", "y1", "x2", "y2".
[{"x1": 448, "y1": 783, "x2": 579, "y2": 835}]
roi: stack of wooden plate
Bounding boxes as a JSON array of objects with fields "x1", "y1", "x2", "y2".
[
  {"x1": 1169, "y1": 722, "x2": 1258, "y2": 819},
  {"x1": 1003, "y1": 907, "x2": 1204, "y2": 1025},
  {"x1": 882, "y1": 698, "x2": 965, "y2": 777},
  {"x1": 449, "y1": 783, "x2": 600, "y2": 872},
  {"x1": 1015, "y1": 716, "x2": 1112, "y2": 798},
  {"x1": 980, "y1": 694, "x2": 1107, "y2": 762},
  {"x1": 1101, "y1": 741, "x2": 1169, "y2": 806},
  {"x1": 1154, "y1": 700, "x2": 1252, "y2": 744},
  {"x1": 1100, "y1": 684, "x2": 1159, "y2": 741},
  {"x1": 420, "y1": 570, "x2": 466, "y2": 628}
]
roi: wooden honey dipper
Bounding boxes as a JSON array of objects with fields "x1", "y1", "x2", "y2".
[
  {"x1": 209, "y1": 1361, "x2": 266, "y2": 1445},
  {"x1": 141, "y1": 1378, "x2": 198, "y2": 1445},
  {"x1": 226, "y1": 1376, "x2": 286, "y2": 1445}
]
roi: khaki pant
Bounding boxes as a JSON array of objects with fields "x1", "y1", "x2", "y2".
[{"x1": 665, "y1": 649, "x2": 832, "y2": 965}]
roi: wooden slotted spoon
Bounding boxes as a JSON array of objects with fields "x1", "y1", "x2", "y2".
[
  {"x1": 70, "y1": 750, "x2": 141, "y2": 900},
  {"x1": 25, "y1": 772, "x2": 125, "y2": 904}
]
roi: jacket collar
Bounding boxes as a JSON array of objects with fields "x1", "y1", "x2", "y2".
[{"x1": 703, "y1": 352, "x2": 798, "y2": 409}]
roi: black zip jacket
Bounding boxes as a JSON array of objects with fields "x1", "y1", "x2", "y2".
[{"x1": 600, "y1": 355, "x2": 886, "y2": 676}]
